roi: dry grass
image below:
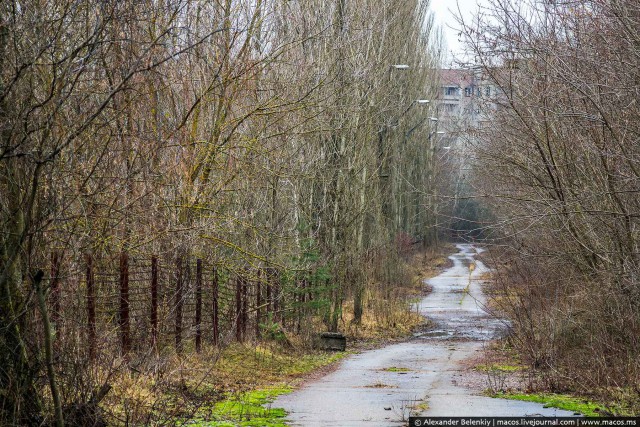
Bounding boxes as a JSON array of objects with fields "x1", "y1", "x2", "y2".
[
  {"x1": 96, "y1": 244, "x2": 459, "y2": 425},
  {"x1": 475, "y1": 247, "x2": 640, "y2": 416},
  {"x1": 99, "y1": 343, "x2": 346, "y2": 425},
  {"x1": 364, "y1": 383, "x2": 398, "y2": 389},
  {"x1": 342, "y1": 244, "x2": 455, "y2": 342}
]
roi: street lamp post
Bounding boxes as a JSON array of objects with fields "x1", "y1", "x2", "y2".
[{"x1": 387, "y1": 64, "x2": 410, "y2": 82}]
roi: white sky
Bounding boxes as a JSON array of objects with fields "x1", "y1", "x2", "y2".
[{"x1": 430, "y1": 0, "x2": 490, "y2": 65}]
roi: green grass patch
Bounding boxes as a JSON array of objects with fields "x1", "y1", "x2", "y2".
[
  {"x1": 491, "y1": 392, "x2": 601, "y2": 416},
  {"x1": 177, "y1": 346, "x2": 349, "y2": 426},
  {"x1": 183, "y1": 385, "x2": 292, "y2": 426},
  {"x1": 383, "y1": 366, "x2": 411, "y2": 372},
  {"x1": 410, "y1": 401, "x2": 429, "y2": 412}
]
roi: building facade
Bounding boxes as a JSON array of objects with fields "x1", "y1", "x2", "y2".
[{"x1": 438, "y1": 67, "x2": 497, "y2": 132}]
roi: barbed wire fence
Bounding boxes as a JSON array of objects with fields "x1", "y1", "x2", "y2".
[{"x1": 41, "y1": 251, "x2": 322, "y2": 361}]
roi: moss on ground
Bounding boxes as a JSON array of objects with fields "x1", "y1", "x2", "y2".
[
  {"x1": 101, "y1": 246, "x2": 454, "y2": 425},
  {"x1": 491, "y1": 392, "x2": 611, "y2": 417},
  {"x1": 177, "y1": 347, "x2": 347, "y2": 425},
  {"x1": 184, "y1": 386, "x2": 292, "y2": 426},
  {"x1": 101, "y1": 344, "x2": 348, "y2": 425}
]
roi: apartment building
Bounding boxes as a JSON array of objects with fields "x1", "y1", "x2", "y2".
[
  {"x1": 438, "y1": 67, "x2": 497, "y2": 132},
  {"x1": 434, "y1": 68, "x2": 499, "y2": 240}
]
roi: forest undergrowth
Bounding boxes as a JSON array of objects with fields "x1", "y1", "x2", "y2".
[{"x1": 93, "y1": 245, "x2": 454, "y2": 426}]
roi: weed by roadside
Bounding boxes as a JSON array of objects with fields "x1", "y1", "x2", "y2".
[
  {"x1": 488, "y1": 392, "x2": 636, "y2": 417},
  {"x1": 342, "y1": 244, "x2": 455, "y2": 344},
  {"x1": 474, "y1": 246, "x2": 640, "y2": 417},
  {"x1": 100, "y1": 344, "x2": 347, "y2": 425},
  {"x1": 183, "y1": 386, "x2": 292, "y2": 426},
  {"x1": 99, "y1": 245, "x2": 455, "y2": 425}
]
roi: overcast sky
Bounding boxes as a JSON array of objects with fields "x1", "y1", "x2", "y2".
[{"x1": 430, "y1": 0, "x2": 489, "y2": 65}]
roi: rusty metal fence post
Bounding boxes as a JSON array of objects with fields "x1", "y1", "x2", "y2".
[
  {"x1": 50, "y1": 252, "x2": 61, "y2": 323},
  {"x1": 85, "y1": 254, "x2": 96, "y2": 359},
  {"x1": 151, "y1": 256, "x2": 158, "y2": 347},
  {"x1": 195, "y1": 259, "x2": 202, "y2": 352},
  {"x1": 175, "y1": 257, "x2": 183, "y2": 353},
  {"x1": 241, "y1": 274, "x2": 248, "y2": 340},
  {"x1": 272, "y1": 269, "x2": 280, "y2": 323},
  {"x1": 212, "y1": 266, "x2": 219, "y2": 346},
  {"x1": 235, "y1": 274, "x2": 242, "y2": 341},
  {"x1": 256, "y1": 269, "x2": 262, "y2": 339},
  {"x1": 119, "y1": 252, "x2": 130, "y2": 355},
  {"x1": 266, "y1": 268, "x2": 272, "y2": 320}
]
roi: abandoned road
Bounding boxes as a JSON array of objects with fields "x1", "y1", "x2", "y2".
[{"x1": 272, "y1": 244, "x2": 577, "y2": 426}]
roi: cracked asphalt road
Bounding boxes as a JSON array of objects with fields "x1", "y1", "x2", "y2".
[{"x1": 273, "y1": 244, "x2": 577, "y2": 426}]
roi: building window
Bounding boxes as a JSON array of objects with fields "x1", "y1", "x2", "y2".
[
  {"x1": 444, "y1": 86, "x2": 459, "y2": 96},
  {"x1": 464, "y1": 87, "x2": 472, "y2": 97}
]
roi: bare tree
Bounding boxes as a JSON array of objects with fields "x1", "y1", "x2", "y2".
[
  {"x1": 462, "y1": 0, "x2": 640, "y2": 402},
  {"x1": 1, "y1": 0, "x2": 445, "y2": 423}
]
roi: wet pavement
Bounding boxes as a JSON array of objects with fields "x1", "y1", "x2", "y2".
[{"x1": 273, "y1": 244, "x2": 578, "y2": 426}]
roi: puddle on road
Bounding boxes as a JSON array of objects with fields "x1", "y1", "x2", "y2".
[
  {"x1": 272, "y1": 244, "x2": 566, "y2": 424},
  {"x1": 413, "y1": 316, "x2": 510, "y2": 341}
]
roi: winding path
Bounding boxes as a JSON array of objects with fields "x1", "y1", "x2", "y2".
[{"x1": 273, "y1": 244, "x2": 577, "y2": 426}]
